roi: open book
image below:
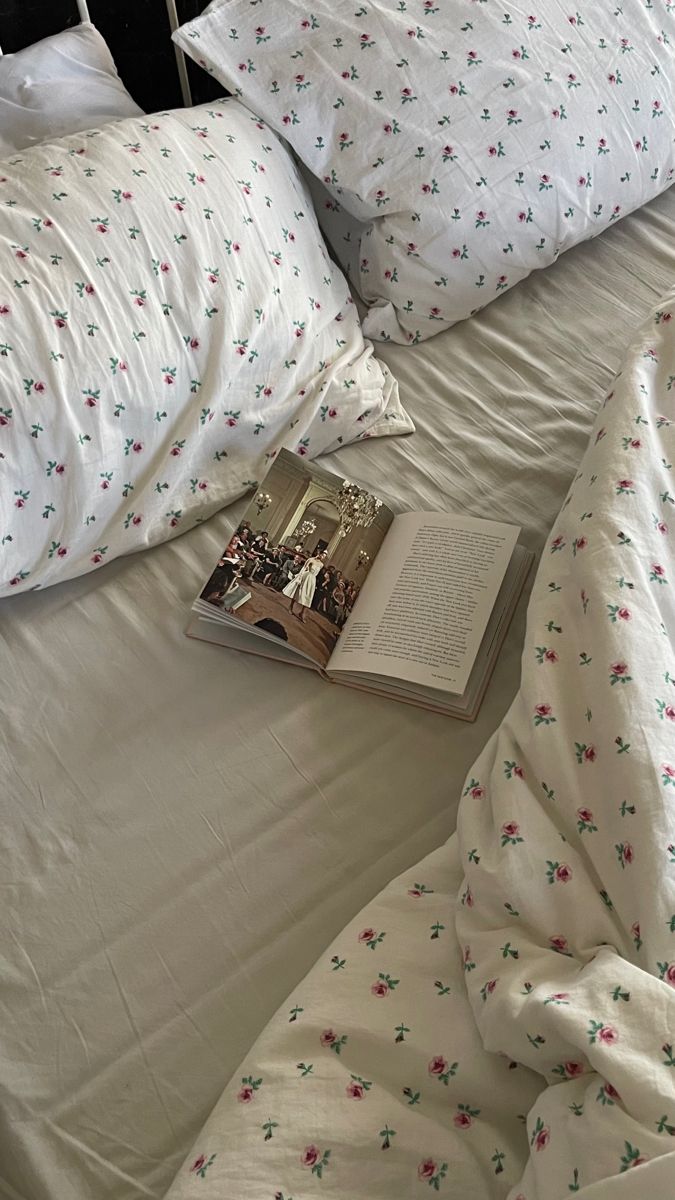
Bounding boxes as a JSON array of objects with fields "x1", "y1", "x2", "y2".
[{"x1": 187, "y1": 449, "x2": 532, "y2": 720}]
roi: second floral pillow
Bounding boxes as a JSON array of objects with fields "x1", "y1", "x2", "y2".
[{"x1": 175, "y1": 0, "x2": 675, "y2": 344}]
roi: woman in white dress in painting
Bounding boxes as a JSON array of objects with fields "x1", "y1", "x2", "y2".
[{"x1": 283, "y1": 550, "x2": 328, "y2": 622}]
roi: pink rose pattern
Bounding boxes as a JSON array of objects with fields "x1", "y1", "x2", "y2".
[
  {"x1": 0, "y1": 100, "x2": 410, "y2": 597},
  {"x1": 175, "y1": 1, "x2": 675, "y2": 344},
  {"x1": 167, "y1": 299, "x2": 675, "y2": 1194}
]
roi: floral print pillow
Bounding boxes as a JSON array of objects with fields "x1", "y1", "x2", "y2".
[
  {"x1": 174, "y1": 0, "x2": 675, "y2": 344},
  {"x1": 0, "y1": 99, "x2": 410, "y2": 597}
]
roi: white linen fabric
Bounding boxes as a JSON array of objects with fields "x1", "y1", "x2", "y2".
[
  {"x1": 0, "y1": 23, "x2": 142, "y2": 156},
  {"x1": 0, "y1": 98, "x2": 410, "y2": 597},
  {"x1": 174, "y1": 0, "x2": 675, "y2": 344},
  {"x1": 165, "y1": 292, "x2": 675, "y2": 1199},
  {"x1": 3, "y1": 187, "x2": 675, "y2": 1200}
]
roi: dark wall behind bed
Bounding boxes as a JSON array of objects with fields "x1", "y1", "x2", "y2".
[{"x1": 1, "y1": 0, "x2": 225, "y2": 111}]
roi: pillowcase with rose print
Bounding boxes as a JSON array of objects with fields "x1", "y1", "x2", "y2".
[
  {"x1": 174, "y1": 0, "x2": 675, "y2": 344},
  {"x1": 0, "y1": 98, "x2": 410, "y2": 598}
]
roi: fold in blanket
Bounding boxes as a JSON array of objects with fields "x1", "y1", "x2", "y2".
[{"x1": 165, "y1": 293, "x2": 675, "y2": 1198}]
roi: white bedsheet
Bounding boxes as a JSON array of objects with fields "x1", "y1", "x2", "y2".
[{"x1": 3, "y1": 186, "x2": 675, "y2": 1200}]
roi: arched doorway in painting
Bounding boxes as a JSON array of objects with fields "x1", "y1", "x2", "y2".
[{"x1": 291, "y1": 498, "x2": 340, "y2": 554}]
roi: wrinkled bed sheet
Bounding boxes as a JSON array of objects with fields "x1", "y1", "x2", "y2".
[
  {"x1": 165, "y1": 292, "x2": 675, "y2": 1199},
  {"x1": 3, "y1": 188, "x2": 675, "y2": 1200}
]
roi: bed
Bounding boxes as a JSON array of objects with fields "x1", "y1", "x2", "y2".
[{"x1": 2, "y1": 5, "x2": 675, "y2": 1200}]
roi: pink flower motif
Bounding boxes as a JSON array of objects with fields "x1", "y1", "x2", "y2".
[
  {"x1": 555, "y1": 864, "x2": 573, "y2": 883},
  {"x1": 449, "y1": 84, "x2": 460, "y2": 95},
  {"x1": 121, "y1": 191, "x2": 133, "y2": 200},
  {"x1": 464, "y1": 886, "x2": 474, "y2": 907},
  {"x1": 564, "y1": 1061, "x2": 584, "y2": 1077},
  {"x1": 575, "y1": 535, "x2": 588, "y2": 552},
  {"x1": 191, "y1": 1156, "x2": 206, "y2": 1174},
  {"x1": 173, "y1": 201, "x2": 185, "y2": 211},
  {"x1": 132, "y1": 441, "x2": 143, "y2": 453},
  {"x1": 451, "y1": 247, "x2": 461, "y2": 258},
  {"x1": 551, "y1": 992, "x2": 569, "y2": 1002},
  {"x1": 631, "y1": 921, "x2": 641, "y2": 940},
  {"x1": 604, "y1": 1082, "x2": 621, "y2": 1099},
  {"x1": 302, "y1": 1146, "x2": 319, "y2": 1168},
  {"x1": 198, "y1": 481, "x2": 208, "y2": 491},
  {"x1": 54, "y1": 317, "x2": 67, "y2": 329},
  {"x1": 131, "y1": 515, "x2": 142, "y2": 527},
  {"x1": 578, "y1": 175, "x2": 587, "y2": 186},
  {"x1": 371, "y1": 979, "x2": 390, "y2": 997},
  {"x1": 598, "y1": 1025, "x2": 619, "y2": 1045},
  {"x1": 33, "y1": 380, "x2": 46, "y2": 394},
  {"x1": 476, "y1": 210, "x2": 487, "y2": 221},
  {"x1": 358, "y1": 928, "x2": 376, "y2": 943},
  {"x1": 541, "y1": 174, "x2": 550, "y2": 184},
  {"x1": 320, "y1": 1029, "x2": 337, "y2": 1047},
  {"x1": 665, "y1": 964, "x2": 675, "y2": 987},
  {"x1": 629, "y1": 438, "x2": 641, "y2": 449},
  {"x1": 617, "y1": 478, "x2": 633, "y2": 489},
  {"x1": 610, "y1": 662, "x2": 628, "y2": 677},
  {"x1": 535, "y1": 1126, "x2": 550, "y2": 1151},
  {"x1": 470, "y1": 785, "x2": 485, "y2": 800},
  {"x1": 577, "y1": 807, "x2": 593, "y2": 823},
  {"x1": 622, "y1": 843, "x2": 634, "y2": 865},
  {"x1": 665, "y1": 706, "x2": 675, "y2": 722},
  {"x1": 383, "y1": 122, "x2": 393, "y2": 134},
  {"x1": 91, "y1": 552, "x2": 103, "y2": 564},
  {"x1": 550, "y1": 935, "x2": 569, "y2": 953},
  {"x1": 428, "y1": 1055, "x2": 447, "y2": 1076},
  {"x1": 170, "y1": 446, "x2": 181, "y2": 457},
  {"x1": 583, "y1": 745, "x2": 596, "y2": 762},
  {"x1": 15, "y1": 248, "x2": 28, "y2": 260},
  {"x1": 54, "y1": 463, "x2": 65, "y2": 475},
  {"x1": 346, "y1": 1081, "x2": 365, "y2": 1099},
  {"x1": 164, "y1": 372, "x2": 176, "y2": 383},
  {"x1": 237, "y1": 1085, "x2": 254, "y2": 1103},
  {"x1": 57, "y1": 546, "x2": 68, "y2": 557},
  {"x1": 297, "y1": 445, "x2": 308, "y2": 456},
  {"x1": 664, "y1": 763, "x2": 675, "y2": 778},
  {"x1": 100, "y1": 479, "x2": 109, "y2": 489},
  {"x1": 501, "y1": 821, "x2": 520, "y2": 838},
  {"x1": 535, "y1": 703, "x2": 552, "y2": 718},
  {"x1": 169, "y1": 517, "x2": 179, "y2": 528},
  {"x1": 134, "y1": 296, "x2": 145, "y2": 307},
  {"x1": 84, "y1": 283, "x2": 95, "y2": 296},
  {"x1": 406, "y1": 242, "x2": 418, "y2": 253},
  {"x1": 190, "y1": 337, "x2": 200, "y2": 350},
  {"x1": 226, "y1": 416, "x2": 237, "y2": 427},
  {"x1": 328, "y1": 406, "x2": 337, "y2": 418},
  {"x1": 657, "y1": 521, "x2": 668, "y2": 534},
  {"x1": 0, "y1": 412, "x2": 9, "y2": 426},
  {"x1": 544, "y1": 649, "x2": 558, "y2": 663},
  {"x1": 617, "y1": 607, "x2": 631, "y2": 620},
  {"x1": 488, "y1": 145, "x2": 497, "y2": 157},
  {"x1": 15, "y1": 498, "x2": 25, "y2": 509},
  {"x1": 96, "y1": 223, "x2": 108, "y2": 233},
  {"x1": 454, "y1": 1112, "x2": 472, "y2": 1129},
  {"x1": 0, "y1": 304, "x2": 9, "y2": 316},
  {"x1": 418, "y1": 1159, "x2": 437, "y2": 1181},
  {"x1": 653, "y1": 563, "x2": 666, "y2": 576}
]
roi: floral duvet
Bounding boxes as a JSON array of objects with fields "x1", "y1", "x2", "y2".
[{"x1": 166, "y1": 294, "x2": 675, "y2": 1198}]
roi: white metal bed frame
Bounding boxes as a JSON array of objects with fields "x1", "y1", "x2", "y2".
[{"x1": 0, "y1": 0, "x2": 194, "y2": 108}]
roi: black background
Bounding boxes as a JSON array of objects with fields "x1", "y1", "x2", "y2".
[{"x1": 0, "y1": 1, "x2": 225, "y2": 112}]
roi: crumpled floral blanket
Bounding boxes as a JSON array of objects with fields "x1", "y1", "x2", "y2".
[{"x1": 165, "y1": 294, "x2": 675, "y2": 1198}]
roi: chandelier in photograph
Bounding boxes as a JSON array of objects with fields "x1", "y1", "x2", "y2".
[
  {"x1": 335, "y1": 480, "x2": 382, "y2": 535},
  {"x1": 296, "y1": 518, "x2": 317, "y2": 541},
  {"x1": 356, "y1": 550, "x2": 370, "y2": 570},
  {"x1": 254, "y1": 490, "x2": 272, "y2": 516}
]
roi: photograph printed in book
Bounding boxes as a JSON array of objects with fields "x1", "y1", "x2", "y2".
[{"x1": 199, "y1": 449, "x2": 394, "y2": 666}]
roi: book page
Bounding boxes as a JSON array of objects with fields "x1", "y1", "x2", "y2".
[
  {"x1": 329, "y1": 511, "x2": 519, "y2": 695},
  {"x1": 192, "y1": 447, "x2": 394, "y2": 670}
]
